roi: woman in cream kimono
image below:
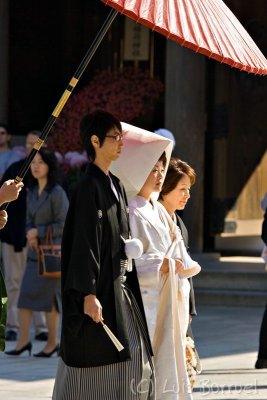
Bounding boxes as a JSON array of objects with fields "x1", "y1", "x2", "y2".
[{"x1": 129, "y1": 153, "x2": 201, "y2": 400}]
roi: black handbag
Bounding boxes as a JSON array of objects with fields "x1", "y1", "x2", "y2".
[{"x1": 38, "y1": 226, "x2": 61, "y2": 278}]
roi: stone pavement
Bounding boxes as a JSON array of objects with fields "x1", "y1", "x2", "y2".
[
  {"x1": 0, "y1": 305, "x2": 266, "y2": 400},
  {"x1": 193, "y1": 305, "x2": 267, "y2": 400}
]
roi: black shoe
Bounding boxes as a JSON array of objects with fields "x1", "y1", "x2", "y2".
[
  {"x1": 255, "y1": 359, "x2": 267, "y2": 369},
  {"x1": 35, "y1": 332, "x2": 48, "y2": 341},
  {"x1": 5, "y1": 342, "x2": 32, "y2": 356},
  {"x1": 5, "y1": 330, "x2": 17, "y2": 341},
  {"x1": 33, "y1": 344, "x2": 59, "y2": 358}
]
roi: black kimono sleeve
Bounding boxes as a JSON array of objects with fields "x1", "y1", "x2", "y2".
[{"x1": 62, "y1": 180, "x2": 101, "y2": 296}]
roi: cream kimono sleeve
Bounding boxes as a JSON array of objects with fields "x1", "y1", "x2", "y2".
[
  {"x1": 129, "y1": 208, "x2": 165, "y2": 287},
  {"x1": 176, "y1": 235, "x2": 201, "y2": 278}
]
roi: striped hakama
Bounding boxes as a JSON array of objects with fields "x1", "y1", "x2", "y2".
[{"x1": 52, "y1": 286, "x2": 155, "y2": 400}]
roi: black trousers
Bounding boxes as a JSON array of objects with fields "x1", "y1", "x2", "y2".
[{"x1": 258, "y1": 303, "x2": 267, "y2": 360}]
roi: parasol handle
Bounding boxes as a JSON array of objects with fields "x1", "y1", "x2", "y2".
[{"x1": 0, "y1": 8, "x2": 118, "y2": 211}]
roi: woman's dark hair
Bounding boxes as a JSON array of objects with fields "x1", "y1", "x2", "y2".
[
  {"x1": 28, "y1": 148, "x2": 61, "y2": 189},
  {"x1": 159, "y1": 152, "x2": 167, "y2": 168},
  {"x1": 80, "y1": 110, "x2": 122, "y2": 161},
  {"x1": 159, "y1": 157, "x2": 196, "y2": 199}
]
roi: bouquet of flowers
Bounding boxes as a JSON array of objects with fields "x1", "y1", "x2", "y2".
[{"x1": 185, "y1": 336, "x2": 202, "y2": 388}]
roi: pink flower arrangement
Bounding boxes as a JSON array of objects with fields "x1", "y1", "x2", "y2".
[{"x1": 49, "y1": 67, "x2": 164, "y2": 158}]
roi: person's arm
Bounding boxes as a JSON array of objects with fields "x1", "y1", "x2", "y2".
[
  {"x1": 25, "y1": 190, "x2": 39, "y2": 251},
  {"x1": 176, "y1": 239, "x2": 201, "y2": 278},
  {"x1": 36, "y1": 186, "x2": 69, "y2": 240},
  {"x1": 176, "y1": 214, "x2": 197, "y2": 315},
  {"x1": 129, "y1": 208, "x2": 165, "y2": 282},
  {"x1": 63, "y1": 181, "x2": 101, "y2": 297},
  {"x1": 63, "y1": 182, "x2": 104, "y2": 323}
]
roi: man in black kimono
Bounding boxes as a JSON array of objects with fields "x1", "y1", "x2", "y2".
[{"x1": 53, "y1": 110, "x2": 154, "y2": 399}]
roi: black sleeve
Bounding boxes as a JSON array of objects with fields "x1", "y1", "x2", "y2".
[
  {"x1": 62, "y1": 181, "x2": 101, "y2": 296},
  {"x1": 189, "y1": 277, "x2": 197, "y2": 316}
]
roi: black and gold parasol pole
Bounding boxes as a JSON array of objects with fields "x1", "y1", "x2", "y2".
[{"x1": 2, "y1": 8, "x2": 118, "y2": 210}]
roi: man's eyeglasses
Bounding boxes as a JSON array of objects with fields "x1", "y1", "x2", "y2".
[{"x1": 106, "y1": 133, "x2": 124, "y2": 142}]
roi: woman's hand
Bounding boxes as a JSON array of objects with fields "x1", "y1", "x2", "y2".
[
  {"x1": 160, "y1": 258, "x2": 169, "y2": 274},
  {"x1": 175, "y1": 258, "x2": 185, "y2": 274},
  {"x1": 84, "y1": 294, "x2": 103, "y2": 323},
  {"x1": 0, "y1": 210, "x2": 8, "y2": 229},
  {"x1": 28, "y1": 237, "x2": 39, "y2": 251},
  {"x1": 26, "y1": 228, "x2": 38, "y2": 251},
  {"x1": 26, "y1": 228, "x2": 38, "y2": 240}
]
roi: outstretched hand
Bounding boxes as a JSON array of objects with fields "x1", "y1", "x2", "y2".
[{"x1": 0, "y1": 180, "x2": 24, "y2": 204}]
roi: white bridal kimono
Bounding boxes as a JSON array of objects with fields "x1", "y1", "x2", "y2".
[{"x1": 129, "y1": 196, "x2": 201, "y2": 400}]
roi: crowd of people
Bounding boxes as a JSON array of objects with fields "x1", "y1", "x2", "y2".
[{"x1": 0, "y1": 113, "x2": 266, "y2": 399}]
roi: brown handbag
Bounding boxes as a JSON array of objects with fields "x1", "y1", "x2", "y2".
[{"x1": 38, "y1": 226, "x2": 61, "y2": 278}]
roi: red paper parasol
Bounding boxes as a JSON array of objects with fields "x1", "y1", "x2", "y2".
[
  {"x1": 102, "y1": 0, "x2": 267, "y2": 75},
  {"x1": 3, "y1": 1, "x2": 266, "y2": 205}
]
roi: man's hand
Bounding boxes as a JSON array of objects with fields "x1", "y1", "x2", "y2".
[
  {"x1": 84, "y1": 294, "x2": 103, "y2": 323},
  {"x1": 0, "y1": 180, "x2": 24, "y2": 204}
]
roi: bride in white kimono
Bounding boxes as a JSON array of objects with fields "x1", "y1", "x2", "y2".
[{"x1": 129, "y1": 153, "x2": 201, "y2": 400}]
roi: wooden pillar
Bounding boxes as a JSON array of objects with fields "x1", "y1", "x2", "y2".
[
  {"x1": 0, "y1": 0, "x2": 9, "y2": 123},
  {"x1": 165, "y1": 41, "x2": 206, "y2": 252}
]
